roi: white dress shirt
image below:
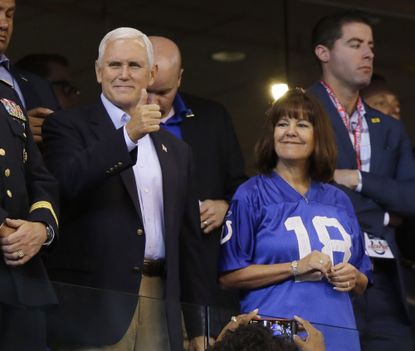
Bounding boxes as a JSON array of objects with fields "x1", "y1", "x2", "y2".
[{"x1": 101, "y1": 94, "x2": 166, "y2": 259}]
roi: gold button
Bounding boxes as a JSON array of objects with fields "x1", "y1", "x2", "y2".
[
  {"x1": 4, "y1": 168, "x2": 10, "y2": 177},
  {"x1": 6, "y1": 190, "x2": 12, "y2": 198},
  {"x1": 0, "y1": 148, "x2": 5, "y2": 156},
  {"x1": 118, "y1": 162, "x2": 123, "y2": 166},
  {"x1": 136, "y1": 229, "x2": 144, "y2": 236}
]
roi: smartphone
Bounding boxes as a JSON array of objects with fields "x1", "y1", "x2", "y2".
[{"x1": 249, "y1": 318, "x2": 298, "y2": 342}]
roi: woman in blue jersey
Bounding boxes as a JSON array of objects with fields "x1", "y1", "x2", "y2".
[{"x1": 218, "y1": 88, "x2": 371, "y2": 351}]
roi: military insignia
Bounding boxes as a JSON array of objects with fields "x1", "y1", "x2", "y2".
[
  {"x1": 371, "y1": 117, "x2": 381, "y2": 123},
  {"x1": 22, "y1": 148, "x2": 28, "y2": 163},
  {"x1": 162, "y1": 144, "x2": 168, "y2": 153},
  {"x1": 0, "y1": 98, "x2": 27, "y2": 122}
]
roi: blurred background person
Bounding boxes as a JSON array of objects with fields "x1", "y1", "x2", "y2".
[
  {"x1": 218, "y1": 89, "x2": 371, "y2": 351},
  {"x1": 16, "y1": 53, "x2": 81, "y2": 110},
  {"x1": 0, "y1": 0, "x2": 59, "y2": 144},
  {"x1": 361, "y1": 73, "x2": 400, "y2": 120},
  {"x1": 0, "y1": 80, "x2": 59, "y2": 351}
]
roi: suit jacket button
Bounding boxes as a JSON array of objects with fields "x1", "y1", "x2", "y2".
[
  {"x1": 6, "y1": 189, "x2": 12, "y2": 198},
  {"x1": 136, "y1": 228, "x2": 143, "y2": 236},
  {"x1": 0, "y1": 148, "x2": 5, "y2": 156},
  {"x1": 4, "y1": 168, "x2": 10, "y2": 177},
  {"x1": 133, "y1": 266, "x2": 141, "y2": 272}
]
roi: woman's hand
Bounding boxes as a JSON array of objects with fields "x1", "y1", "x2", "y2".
[
  {"x1": 327, "y1": 262, "x2": 359, "y2": 292},
  {"x1": 297, "y1": 250, "x2": 332, "y2": 279}
]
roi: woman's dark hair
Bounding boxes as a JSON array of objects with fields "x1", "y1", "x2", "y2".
[{"x1": 255, "y1": 88, "x2": 336, "y2": 182}]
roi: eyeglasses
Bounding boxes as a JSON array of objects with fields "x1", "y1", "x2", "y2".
[{"x1": 51, "y1": 80, "x2": 80, "y2": 97}]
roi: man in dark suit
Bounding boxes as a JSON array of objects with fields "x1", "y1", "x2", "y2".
[
  {"x1": 309, "y1": 10, "x2": 415, "y2": 351},
  {"x1": 0, "y1": 79, "x2": 59, "y2": 351},
  {"x1": 42, "y1": 27, "x2": 206, "y2": 351},
  {"x1": 0, "y1": 0, "x2": 60, "y2": 144},
  {"x1": 148, "y1": 36, "x2": 247, "y2": 350}
]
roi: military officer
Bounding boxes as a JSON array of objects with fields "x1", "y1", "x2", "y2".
[{"x1": 0, "y1": 79, "x2": 59, "y2": 351}]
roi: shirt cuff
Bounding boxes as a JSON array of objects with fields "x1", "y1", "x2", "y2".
[
  {"x1": 384, "y1": 212, "x2": 390, "y2": 227},
  {"x1": 355, "y1": 170, "x2": 363, "y2": 192},
  {"x1": 123, "y1": 126, "x2": 137, "y2": 151}
]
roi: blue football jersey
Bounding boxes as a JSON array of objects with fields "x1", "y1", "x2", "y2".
[{"x1": 219, "y1": 172, "x2": 371, "y2": 351}]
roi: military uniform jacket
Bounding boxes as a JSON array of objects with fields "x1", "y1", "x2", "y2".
[{"x1": 0, "y1": 81, "x2": 59, "y2": 307}]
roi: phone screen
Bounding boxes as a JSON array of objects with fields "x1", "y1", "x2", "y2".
[{"x1": 250, "y1": 319, "x2": 297, "y2": 341}]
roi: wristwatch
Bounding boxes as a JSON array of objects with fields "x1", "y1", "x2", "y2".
[
  {"x1": 44, "y1": 224, "x2": 54, "y2": 245},
  {"x1": 290, "y1": 260, "x2": 299, "y2": 277}
]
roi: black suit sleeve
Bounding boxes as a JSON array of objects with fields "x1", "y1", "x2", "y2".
[
  {"x1": 360, "y1": 123, "x2": 415, "y2": 216},
  {"x1": 42, "y1": 111, "x2": 137, "y2": 200}
]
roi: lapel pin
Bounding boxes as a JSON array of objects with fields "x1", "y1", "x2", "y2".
[
  {"x1": 371, "y1": 117, "x2": 381, "y2": 123},
  {"x1": 162, "y1": 144, "x2": 168, "y2": 153},
  {"x1": 185, "y1": 109, "x2": 195, "y2": 118}
]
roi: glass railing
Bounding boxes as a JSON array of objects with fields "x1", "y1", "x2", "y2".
[{"x1": 11, "y1": 278, "x2": 413, "y2": 350}]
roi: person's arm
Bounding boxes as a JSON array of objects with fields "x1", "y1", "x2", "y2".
[
  {"x1": 1, "y1": 109, "x2": 59, "y2": 263},
  {"x1": 42, "y1": 109, "x2": 137, "y2": 200},
  {"x1": 216, "y1": 309, "x2": 259, "y2": 342},
  {"x1": 219, "y1": 250, "x2": 332, "y2": 290},
  {"x1": 335, "y1": 121, "x2": 415, "y2": 217},
  {"x1": 199, "y1": 103, "x2": 247, "y2": 234},
  {"x1": 27, "y1": 107, "x2": 54, "y2": 143}
]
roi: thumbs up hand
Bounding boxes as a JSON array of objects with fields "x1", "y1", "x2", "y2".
[{"x1": 125, "y1": 88, "x2": 161, "y2": 142}]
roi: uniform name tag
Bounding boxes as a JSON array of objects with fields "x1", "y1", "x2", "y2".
[{"x1": 364, "y1": 232, "x2": 394, "y2": 259}]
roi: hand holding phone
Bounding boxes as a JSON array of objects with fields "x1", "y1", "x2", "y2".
[{"x1": 249, "y1": 317, "x2": 298, "y2": 342}]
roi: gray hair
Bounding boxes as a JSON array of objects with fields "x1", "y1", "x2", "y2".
[{"x1": 97, "y1": 27, "x2": 154, "y2": 67}]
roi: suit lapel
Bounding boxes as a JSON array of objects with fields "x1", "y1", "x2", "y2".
[
  {"x1": 89, "y1": 102, "x2": 142, "y2": 217},
  {"x1": 150, "y1": 131, "x2": 174, "y2": 233},
  {"x1": 310, "y1": 82, "x2": 357, "y2": 168}
]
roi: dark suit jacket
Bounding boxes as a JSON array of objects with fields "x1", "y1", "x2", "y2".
[
  {"x1": 0, "y1": 81, "x2": 59, "y2": 307},
  {"x1": 178, "y1": 94, "x2": 246, "y2": 336},
  {"x1": 309, "y1": 81, "x2": 415, "y2": 319},
  {"x1": 42, "y1": 101, "x2": 206, "y2": 349},
  {"x1": 180, "y1": 94, "x2": 246, "y2": 288},
  {"x1": 10, "y1": 66, "x2": 60, "y2": 111}
]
